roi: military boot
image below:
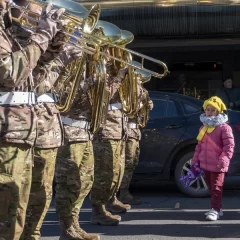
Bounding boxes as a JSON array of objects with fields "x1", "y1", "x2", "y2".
[
  {"x1": 59, "y1": 217, "x2": 84, "y2": 240},
  {"x1": 105, "y1": 195, "x2": 131, "y2": 213},
  {"x1": 119, "y1": 188, "x2": 141, "y2": 205},
  {"x1": 72, "y1": 215, "x2": 100, "y2": 240},
  {"x1": 91, "y1": 204, "x2": 120, "y2": 226}
]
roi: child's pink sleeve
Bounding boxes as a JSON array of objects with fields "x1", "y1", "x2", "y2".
[
  {"x1": 219, "y1": 125, "x2": 235, "y2": 167},
  {"x1": 191, "y1": 141, "x2": 201, "y2": 165},
  {"x1": 191, "y1": 126, "x2": 202, "y2": 165}
]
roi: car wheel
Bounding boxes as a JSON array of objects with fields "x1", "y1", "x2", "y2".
[{"x1": 174, "y1": 151, "x2": 209, "y2": 197}]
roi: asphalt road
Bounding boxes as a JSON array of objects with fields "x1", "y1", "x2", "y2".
[{"x1": 40, "y1": 187, "x2": 240, "y2": 240}]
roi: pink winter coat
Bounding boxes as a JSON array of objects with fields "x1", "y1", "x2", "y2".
[{"x1": 192, "y1": 123, "x2": 235, "y2": 172}]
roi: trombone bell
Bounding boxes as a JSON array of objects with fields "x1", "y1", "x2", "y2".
[
  {"x1": 95, "y1": 20, "x2": 122, "y2": 44},
  {"x1": 114, "y1": 30, "x2": 134, "y2": 46}
]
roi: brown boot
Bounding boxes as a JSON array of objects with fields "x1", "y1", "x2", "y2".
[
  {"x1": 119, "y1": 188, "x2": 141, "y2": 205},
  {"x1": 105, "y1": 196, "x2": 131, "y2": 213},
  {"x1": 91, "y1": 204, "x2": 120, "y2": 226},
  {"x1": 59, "y1": 217, "x2": 84, "y2": 240},
  {"x1": 103, "y1": 207, "x2": 122, "y2": 221},
  {"x1": 73, "y1": 216, "x2": 100, "y2": 240}
]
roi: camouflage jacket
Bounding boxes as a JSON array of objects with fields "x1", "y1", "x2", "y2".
[
  {"x1": 95, "y1": 66, "x2": 127, "y2": 140},
  {"x1": 127, "y1": 118, "x2": 141, "y2": 141},
  {"x1": 34, "y1": 103, "x2": 64, "y2": 148},
  {"x1": 61, "y1": 78, "x2": 94, "y2": 143},
  {"x1": 13, "y1": 25, "x2": 65, "y2": 149},
  {"x1": 0, "y1": 11, "x2": 43, "y2": 146},
  {"x1": 33, "y1": 55, "x2": 65, "y2": 148},
  {"x1": 127, "y1": 83, "x2": 151, "y2": 141}
]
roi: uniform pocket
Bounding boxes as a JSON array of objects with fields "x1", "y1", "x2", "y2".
[{"x1": 0, "y1": 105, "x2": 37, "y2": 143}]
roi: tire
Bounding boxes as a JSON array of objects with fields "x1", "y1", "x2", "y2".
[{"x1": 174, "y1": 151, "x2": 209, "y2": 197}]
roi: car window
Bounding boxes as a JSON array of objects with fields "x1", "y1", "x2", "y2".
[
  {"x1": 182, "y1": 103, "x2": 200, "y2": 114},
  {"x1": 150, "y1": 99, "x2": 167, "y2": 118},
  {"x1": 166, "y1": 100, "x2": 180, "y2": 117}
]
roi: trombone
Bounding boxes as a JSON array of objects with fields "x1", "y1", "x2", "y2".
[
  {"x1": 9, "y1": 0, "x2": 101, "y2": 44},
  {"x1": 9, "y1": 0, "x2": 169, "y2": 79}
]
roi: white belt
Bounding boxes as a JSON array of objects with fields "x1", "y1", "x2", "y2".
[
  {"x1": 127, "y1": 123, "x2": 139, "y2": 129},
  {"x1": 61, "y1": 116, "x2": 91, "y2": 129},
  {"x1": 0, "y1": 92, "x2": 36, "y2": 105},
  {"x1": 108, "y1": 103, "x2": 123, "y2": 111},
  {"x1": 37, "y1": 93, "x2": 57, "y2": 103}
]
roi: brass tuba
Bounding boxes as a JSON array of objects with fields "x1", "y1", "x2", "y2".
[
  {"x1": 9, "y1": 0, "x2": 101, "y2": 113},
  {"x1": 126, "y1": 61, "x2": 152, "y2": 128},
  {"x1": 88, "y1": 58, "x2": 109, "y2": 133},
  {"x1": 88, "y1": 21, "x2": 122, "y2": 133},
  {"x1": 10, "y1": 0, "x2": 169, "y2": 78},
  {"x1": 47, "y1": 1, "x2": 101, "y2": 113},
  {"x1": 112, "y1": 30, "x2": 137, "y2": 115}
]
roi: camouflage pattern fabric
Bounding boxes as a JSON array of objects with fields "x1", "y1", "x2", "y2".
[
  {"x1": 62, "y1": 87, "x2": 92, "y2": 122},
  {"x1": 33, "y1": 51, "x2": 65, "y2": 95},
  {"x1": 21, "y1": 148, "x2": 58, "y2": 240},
  {"x1": 116, "y1": 140, "x2": 126, "y2": 192},
  {"x1": 96, "y1": 108, "x2": 125, "y2": 140},
  {"x1": 0, "y1": 17, "x2": 42, "y2": 146},
  {"x1": 91, "y1": 139, "x2": 125, "y2": 205},
  {"x1": 0, "y1": 105, "x2": 38, "y2": 146},
  {"x1": 95, "y1": 91, "x2": 128, "y2": 140},
  {"x1": 127, "y1": 118, "x2": 141, "y2": 140},
  {"x1": 119, "y1": 83, "x2": 153, "y2": 191},
  {"x1": 0, "y1": 143, "x2": 32, "y2": 240},
  {"x1": 0, "y1": 24, "x2": 41, "y2": 94},
  {"x1": 63, "y1": 125, "x2": 92, "y2": 143},
  {"x1": 55, "y1": 141, "x2": 94, "y2": 218},
  {"x1": 13, "y1": 25, "x2": 65, "y2": 149},
  {"x1": 12, "y1": 24, "x2": 65, "y2": 239},
  {"x1": 95, "y1": 64, "x2": 127, "y2": 140},
  {"x1": 91, "y1": 67, "x2": 127, "y2": 205},
  {"x1": 147, "y1": 99, "x2": 154, "y2": 110},
  {"x1": 105, "y1": 63, "x2": 123, "y2": 99},
  {"x1": 0, "y1": 9, "x2": 43, "y2": 240},
  {"x1": 120, "y1": 138, "x2": 140, "y2": 189},
  {"x1": 34, "y1": 103, "x2": 63, "y2": 148},
  {"x1": 61, "y1": 85, "x2": 93, "y2": 143},
  {"x1": 12, "y1": 25, "x2": 66, "y2": 96}
]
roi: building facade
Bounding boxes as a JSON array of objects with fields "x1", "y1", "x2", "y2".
[{"x1": 76, "y1": 0, "x2": 240, "y2": 100}]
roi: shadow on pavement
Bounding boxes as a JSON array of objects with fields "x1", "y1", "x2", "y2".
[{"x1": 41, "y1": 189, "x2": 240, "y2": 239}]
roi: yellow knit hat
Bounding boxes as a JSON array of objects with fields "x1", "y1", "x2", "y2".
[
  {"x1": 203, "y1": 96, "x2": 227, "y2": 113},
  {"x1": 197, "y1": 96, "x2": 227, "y2": 141}
]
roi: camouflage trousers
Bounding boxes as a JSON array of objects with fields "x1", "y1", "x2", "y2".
[
  {"x1": 21, "y1": 148, "x2": 58, "y2": 240},
  {"x1": 55, "y1": 141, "x2": 94, "y2": 219},
  {"x1": 91, "y1": 139, "x2": 125, "y2": 205},
  {"x1": 120, "y1": 138, "x2": 140, "y2": 190},
  {"x1": 0, "y1": 143, "x2": 32, "y2": 240}
]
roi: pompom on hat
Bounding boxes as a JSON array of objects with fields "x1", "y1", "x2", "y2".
[{"x1": 203, "y1": 96, "x2": 227, "y2": 113}]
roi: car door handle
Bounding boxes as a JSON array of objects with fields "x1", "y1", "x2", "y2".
[{"x1": 166, "y1": 125, "x2": 183, "y2": 129}]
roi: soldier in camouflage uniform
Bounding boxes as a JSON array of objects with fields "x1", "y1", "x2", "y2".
[
  {"x1": 11, "y1": 1, "x2": 83, "y2": 239},
  {"x1": 90, "y1": 59, "x2": 131, "y2": 226},
  {"x1": 119, "y1": 82, "x2": 153, "y2": 205},
  {"x1": 0, "y1": 1, "x2": 65, "y2": 239},
  {"x1": 54, "y1": 69, "x2": 100, "y2": 240}
]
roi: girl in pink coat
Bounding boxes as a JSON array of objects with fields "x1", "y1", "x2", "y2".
[{"x1": 192, "y1": 96, "x2": 235, "y2": 221}]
